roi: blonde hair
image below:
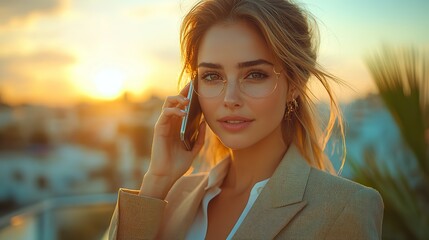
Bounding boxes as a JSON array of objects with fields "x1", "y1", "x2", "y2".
[{"x1": 179, "y1": 0, "x2": 345, "y2": 174}]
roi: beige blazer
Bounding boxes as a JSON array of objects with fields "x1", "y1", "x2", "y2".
[{"x1": 108, "y1": 145, "x2": 384, "y2": 239}]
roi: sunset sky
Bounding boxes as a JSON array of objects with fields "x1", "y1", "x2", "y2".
[{"x1": 0, "y1": 0, "x2": 428, "y2": 106}]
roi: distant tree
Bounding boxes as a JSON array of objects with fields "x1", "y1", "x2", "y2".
[
  {"x1": 0, "y1": 124, "x2": 24, "y2": 150},
  {"x1": 30, "y1": 129, "x2": 50, "y2": 146},
  {"x1": 350, "y1": 47, "x2": 429, "y2": 239}
]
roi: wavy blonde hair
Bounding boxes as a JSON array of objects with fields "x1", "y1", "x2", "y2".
[{"x1": 179, "y1": 0, "x2": 345, "y2": 174}]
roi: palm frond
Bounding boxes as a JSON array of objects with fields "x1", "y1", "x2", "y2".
[
  {"x1": 366, "y1": 47, "x2": 428, "y2": 174},
  {"x1": 350, "y1": 47, "x2": 429, "y2": 239}
]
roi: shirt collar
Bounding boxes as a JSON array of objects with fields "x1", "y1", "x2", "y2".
[{"x1": 204, "y1": 157, "x2": 230, "y2": 190}]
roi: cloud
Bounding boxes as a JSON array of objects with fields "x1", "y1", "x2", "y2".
[
  {"x1": 0, "y1": 50, "x2": 75, "y2": 83},
  {"x1": 0, "y1": 50, "x2": 77, "y2": 105},
  {"x1": 0, "y1": 0, "x2": 68, "y2": 27}
]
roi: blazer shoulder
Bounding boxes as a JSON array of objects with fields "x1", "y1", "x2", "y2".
[
  {"x1": 306, "y1": 167, "x2": 383, "y2": 213},
  {"x1": 304, "y1": 168, "x2": 384, "y2": 239},
  {"x1": 308, "y1": 167, "x2": 380, "y2": 196},
  {"x1": 309, "y1": 169, "x2": 385, "y2": 239}
]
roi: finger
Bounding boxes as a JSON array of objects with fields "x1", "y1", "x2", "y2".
[
  {"x1": 191, "y1": 120, "x2": 206, "y2": 155},
  {"x1": 179, "y1": 82, "x2": 191, "y2": 97},
  {"x1": 162, "y1": 95, "x2": 189, "y2": 109},
  {"x1": 156, "y1": 107, "x2": 186, "y2": 127}
]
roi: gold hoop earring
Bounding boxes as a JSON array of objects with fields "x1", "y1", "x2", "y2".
[{"x1": 284, "y1": 98, "x2": 298, "y2": 120}]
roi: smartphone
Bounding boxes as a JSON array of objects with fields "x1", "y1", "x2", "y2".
[{"x1": 180, "y1": 80, "x2": 203, "y2": 151}]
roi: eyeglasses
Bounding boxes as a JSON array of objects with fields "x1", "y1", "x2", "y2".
[{"x1": 194, "y1": 68, "x2": 280, "y2": 98}]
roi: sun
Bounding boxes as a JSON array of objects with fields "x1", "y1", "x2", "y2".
[
  {"x1": 72, "y1": 59, "x2": 152, "y2": 101},
  {"x1": 90, "y1": 68, "x2": 125, "y2": 100}
]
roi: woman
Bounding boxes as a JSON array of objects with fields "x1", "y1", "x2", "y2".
[{"x1": 108, "y1": 0, "x2": 384, "y2": 239}]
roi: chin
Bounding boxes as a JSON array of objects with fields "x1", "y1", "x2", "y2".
[{"x1": 216, "y1": 135, "x2": 257, "y2": 151}]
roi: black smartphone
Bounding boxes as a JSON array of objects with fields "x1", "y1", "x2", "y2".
[{"x1": 180, "y1": 81, "x2": 203, "y2": 151}]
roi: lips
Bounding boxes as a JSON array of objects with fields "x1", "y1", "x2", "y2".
[{"x1": 218, "y1": 116, "x2": 254, "y2": 132}]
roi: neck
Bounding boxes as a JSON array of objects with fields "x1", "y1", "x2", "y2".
[{"x1": 222, "y1": 126, "x2": 289, "y2": 192}]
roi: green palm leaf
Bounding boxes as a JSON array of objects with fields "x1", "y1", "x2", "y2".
[
  {"x1": 350, "y1": 47, "x2": 428, "y2": 239},
  {"x1": 366, "y1": 47, "x2": 428, "y2": 173}
]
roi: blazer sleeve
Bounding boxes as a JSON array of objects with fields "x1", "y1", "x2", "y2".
[
  {"x1": 325, "y1": 187, "x2": 384, "y2": 240},
  {"x1": 107, "y1": 188, "x2": 167, "y2": 240}
]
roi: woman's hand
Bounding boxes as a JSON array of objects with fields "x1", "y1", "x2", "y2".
[{"x1": 139, "y1": 84, "x2": 206, "y2": 199}]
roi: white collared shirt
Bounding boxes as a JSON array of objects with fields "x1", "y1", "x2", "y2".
[{"x1": 186, "y1": 158, "x2": 270, "y2": 239}]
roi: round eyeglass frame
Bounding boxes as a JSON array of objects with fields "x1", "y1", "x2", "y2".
[{"x1": 192, "y1": 67, "x2": 282, "y2": 99}]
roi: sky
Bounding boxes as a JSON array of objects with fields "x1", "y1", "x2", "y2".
[{"x1": 0, "y1": 0, "x2": 428, "y2": 106}]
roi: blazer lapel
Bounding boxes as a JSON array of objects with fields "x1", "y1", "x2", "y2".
[{"x1": 232, "y1": 144, "x2": 311, "y2": 239}]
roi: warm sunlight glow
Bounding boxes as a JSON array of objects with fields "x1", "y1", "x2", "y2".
[
  {"x1": 89, "y1": 68, "x2": 126, "y2": 100},
  {"x1": 72, "y1": 59, "x2": 155, "y2": 102}
]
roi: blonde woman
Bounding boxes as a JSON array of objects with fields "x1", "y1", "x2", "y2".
[{"x1": 108, "y1": 0, "x2": 383, "y2": 239}]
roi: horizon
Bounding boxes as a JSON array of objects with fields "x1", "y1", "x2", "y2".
[{"x1": 0, "y1": 90, "x2": 384, "y2": 109}]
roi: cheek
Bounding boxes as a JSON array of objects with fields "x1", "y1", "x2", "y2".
[
  {"x1": 255, "y1": 96, "x2": 285, "y2": 123},
  {"x1": 261, "y1": 83, "x2": 288, "y2": 121},
  {"x1": 199, "y1": 97, "x2": 218, "y2": 125}
]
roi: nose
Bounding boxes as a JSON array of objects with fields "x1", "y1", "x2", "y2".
[{"x1": 223, "y1": 79, "x2": 243, "y2": 109}]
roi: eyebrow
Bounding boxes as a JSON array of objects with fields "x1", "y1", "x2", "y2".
[{"x1": 198, "y1": 59, "x2": 274, "y2": 69}]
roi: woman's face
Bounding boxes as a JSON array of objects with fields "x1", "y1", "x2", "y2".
[{"x1": 197, "y1": 20, "x2": 291, "y2": 150}]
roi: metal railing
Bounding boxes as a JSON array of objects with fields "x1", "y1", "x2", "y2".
[{"x1": 0, "y1": 193, "x2": 117, "y2": 240}]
